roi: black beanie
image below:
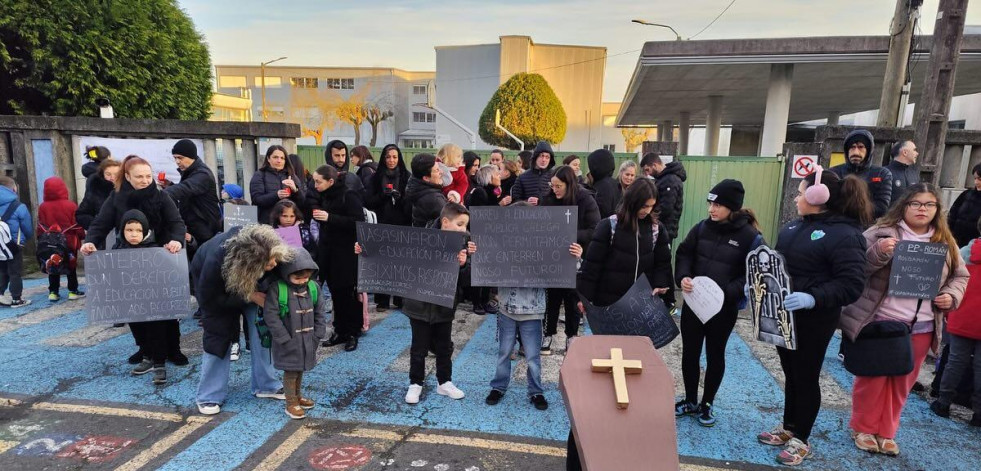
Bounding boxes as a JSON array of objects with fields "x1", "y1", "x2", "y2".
[
  {"x1": 171, "y1": 139, "x2": 198, "y2": 160},
  {"x1": 707, "y1": 179, "x2": 745, "y2": 212},
  {"x1": 411, "y1": 153, "x2": 437, "y2": 179}
]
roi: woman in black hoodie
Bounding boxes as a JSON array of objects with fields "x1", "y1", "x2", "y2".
[
  {"x1": 757, "y1": 168, "x2": 872, "y2": 466},
  {"x1": 674, "y1": 179, "x2": 762, "y2": 427},
  {"x1": 540, "y1": 165, "x2": 599, "y2": 353},
  {"x1": 366, "y1": 144, "x2": 412, "y2": 310},
  {"x1": 307, "y1": 165, "x2": 366, "y2": 352},
  {"x1": 76, "y1": 159, "x2": 121, "y2": 233},
  {"x1": 585, "y1": 149, "x2": 619, "y2": 218}
]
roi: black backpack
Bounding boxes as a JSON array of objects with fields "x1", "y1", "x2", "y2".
[{"x1": 37, "y1": 224, "x2": 73, "y2": 275}]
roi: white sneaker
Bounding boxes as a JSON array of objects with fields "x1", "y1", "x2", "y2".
[
  {"x1": 437, "y1": 381, "x2": 465, "y2": 400},
  {"x1": 230, "y1": 342, "x2": 240, "y2": 361},
  {"x1": 405, "y1": 384, "x2": 423, "y2": 404},
  {"x1": 255, "y1": 388, "x2": 286, "y2": 400},
  {"x1": 197, "y1": 403, "x2": 221, "y2": 415},
  {"x1": 0, "y1": 294, "x2": 11, "y2": 306}
]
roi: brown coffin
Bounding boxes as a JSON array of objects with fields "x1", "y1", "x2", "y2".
[{"x1": 560, "y1": 335, "x2": 679, "y2": 471}]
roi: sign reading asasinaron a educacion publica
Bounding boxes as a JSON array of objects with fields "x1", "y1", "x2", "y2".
[
  {"x1": 85, "y1": 248, "x2": 192, "y2": 325},
  {"x1": 469, "y1": 206, "x2": 578, "y2": 288}
]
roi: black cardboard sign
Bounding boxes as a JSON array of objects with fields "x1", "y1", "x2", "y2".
[
  {"x1": 888, "y1": 241, "x2": 948, "y2": 299},
  {"x1": 224, "y1": 203, "x2": 258, "y2": 231},
  {"x1": 85, "y1": 248, "x2": 192, "y2": 325},
  {"x1": 356, "y1": 223, "x2": 466, "y2": 308},
  {"x1": 469, "y1": 206, "x2": 578, "y2": 288}
]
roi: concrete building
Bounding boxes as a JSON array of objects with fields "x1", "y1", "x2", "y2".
[
  {"x1": 213, "y1": 65, "x2": 435, "y2": 147},
  {"x1": 210, "y1": 91, "x2": 253, "y2": 122},
  {"x1": 435, "y1": 36, "x2": 606, "y2": 151}
]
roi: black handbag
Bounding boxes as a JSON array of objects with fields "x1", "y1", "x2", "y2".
[{"x1": 842, "y1": 300, "x2": 921, "y2": 377}]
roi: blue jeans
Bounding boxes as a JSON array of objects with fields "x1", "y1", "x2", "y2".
[
  {"x1": 196, "y1": 305, "x2": 282, "y2": 405},
  {"x1": 490, "y1": 315, "x2": 544, "y2": 396}
]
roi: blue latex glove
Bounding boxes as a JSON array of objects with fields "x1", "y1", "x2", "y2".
[
  {"x1": 744, "y1": 284, "x2": 751, "y2": 299},
  {"x1": 784, "y1": 292, "x2": 816, "y2": 311}
]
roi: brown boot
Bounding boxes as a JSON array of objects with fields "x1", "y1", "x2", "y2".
[
  {"x1": 298, "y1": 397, "x2": 315, "y2": 409},
  {"x1": 293, "y1": 372, "x2": 314, "y2": 409},
  {"x1": 285, "y1": 400, "x2": 305, "y2": 419},
  {"x1": 284, "y1": 371, "x2": 305, "y2": 419}
]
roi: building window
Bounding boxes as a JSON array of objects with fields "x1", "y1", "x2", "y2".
[
  {"x1": 602, "y1": 115, "x2": 617, "y2": 127},
  {"x1": 413, "y1": 85, "x2": 427, "y2": 95},
  {"x1": 327, "y1": 78, "x2": 355, "y2": 90},
  {"x1": 218, "y1": 75, "x2": 246, "y2": 88},
  {"x1": 603, "y1": 144, "x2": 616, "y2": 152},
  {"x1": 290, "y1": 77, "x2": 319, "y2": 89},
  {"x1": 413, "y1": 112, "x2": 436, "y2": 123},
  {"x1": 254, "y1": 76, "x2": 282, "y2": 88},
  {"x1": 403, "y1": 139, "x2": 434, "y2": 149},
  {"x1": 949, "y1": 120, "x2": 966, "y2": 130}
]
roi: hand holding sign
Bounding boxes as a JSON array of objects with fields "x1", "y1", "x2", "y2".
[{"x1": 681, "y1": 277, "x2": 725, "y2": 323}]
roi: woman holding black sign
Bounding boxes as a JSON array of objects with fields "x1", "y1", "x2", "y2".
[
  {"x1": 365, "y1": 144, "x2": 411, "y2": 311},
  {"x1": 540, "y1": 165, "x2": 598, "y2": 353},
  {"x1": 839, "y1": 183, "x2": 968, "y2": 456},
  {"x1": 756, "y1": 168, "x2": 870, "y2": 466},
  {"x1": 80, "y1": 155, "x2": 188, "y2": 378},
  {"x1": 307, "y1": 165, "x2": 366, "y2": 352},
  {"x1": 250, "y1": 145, "x2": 303, "y2": 226}
]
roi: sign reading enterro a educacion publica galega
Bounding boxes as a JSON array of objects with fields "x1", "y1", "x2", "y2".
[
  {"x1": 469, "y1": 206, "x2": 578, "y2": 288},
  {"x1": 85, "y1": 248, "x2": 192, "y2": 325}
]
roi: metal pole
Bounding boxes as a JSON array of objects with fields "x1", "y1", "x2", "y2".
[
  {"x1": 261, "y1": 63, "x2": 267, "y2": 122},
  {"x1": 495, "y1": 109, "x2": 524, "y2": 151}
]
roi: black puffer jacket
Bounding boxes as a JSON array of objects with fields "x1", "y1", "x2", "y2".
[
  {"x1": 948, "y1": 188, "x2": 981, "y2": 247},
  {"x1": 84, "y1": 181, "x2": 186, "y2": 249},
  {"x1": 830, "y1": 130, "x2": 893, "y2": 219},
  {"x1": 541, "y1": 187, "x2": 601, "y2": 249},
  {"x1": 163, "y1": 159, "x2": 222, "y2": 243},
  {"x1": 323, "y1": 139, "x2": 365, "y2": 195},
  {"x1": 466, "y1": 184, "x2": 501, "y2": 208},
  {"x1": 578, "y1": 216, "x2": 674, "y2": 306},
  {"x1": 885, "y1": 159, "x2": 919, "y2": 203},
  {"x1": 775, "y1": 212, "x2": 867, "y2": 316},
  {"x1": 365, "y1": 145, "x2": 411, "y2": 226},
  {"x1": 75, "y1": 172, "x2": 115, "y2": 230},
  {"x1": 357, "y1": 161, "x2": 378, "y2": 190},
  {"x1": 511, "y1": 142, "x2": 555, "y2": 201},
  {"x1": 674, "y1": 214, "x2": 760, "y2": 303},
  {"x1": 307, "y1": 178, "x2": 365, "y2": 288},
  {"x1": 587, "y1": 149, "x2": 619, "y2": 218},
  {"x1": 404, "y1": 176, "x2": 447, "y2": 228},
  {"x1": 250, "y1": 165, "x2": 304, "y2": 225},
  {"x1": 654, "y1": 161, "x2": 686, "y2": 239}
]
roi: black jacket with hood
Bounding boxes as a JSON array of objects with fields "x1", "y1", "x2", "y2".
[
  {"x1": 85, "y1": 180, "x2": 186, "y2": 249},
  {"x1": 404, "y1": 176, "x2": 448, "y2": 228},
  {"x1": 76, "y1": 171, "x2": 115, "y2": 231},
  {"x1": 830, "y1": 129, "x2": 893, "y2": 220},
  {"x1": 577, "y1": 216, "x2": 674, "y2": 307},
  {"x1": 674, "y1": 213, "x2": 761, "y2": 306},
  {"x1": 540, "y1": 186, "x2": 601, "y2": 249},
  {"x1": 112, "y1": 209, "x2": 157, "y2": 249},
  {"x1": 654, "y1": 161, "x2": 687, "y2": 239},
  {"x1": 306, "y1": 176, "x2": 365, "y2": 288},
  {"x1": 586, "y1": 149, "x2": 619, "y2": 218},
  {"x1": 511, "y1": 142, "x2": 555, "y2": 202},
  {"x1": 365, "y1": 144, "x2": 411, "y2": 226},
  {"x1": 163, "y1": 158, "x2": 222, "y2": 243},
  {"x1": 401, "y1": 219, "x2": 471, "y2": 324},
  {"x1": 323, "y1": 140, "x2": 366, "y2": 196},
  {"x1": 948, "y1": 188, "x2": 981, "y2": 246}
]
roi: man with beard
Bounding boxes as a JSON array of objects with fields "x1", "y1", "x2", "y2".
[
  {"x1": 830, "y1": 130, "x2": 892, "y2": 220},
  {"x1": 322, "y1": 140, "x2": 366, "y2": 196}
]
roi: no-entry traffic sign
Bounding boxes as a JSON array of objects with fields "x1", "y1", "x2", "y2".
[{"x1": 792, "y1": 155, "x2": 817, "y2": 179}]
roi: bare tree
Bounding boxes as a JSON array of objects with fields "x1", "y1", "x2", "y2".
[{"x1": 365, "y1": 102, "x2": 394, "y2": 147}]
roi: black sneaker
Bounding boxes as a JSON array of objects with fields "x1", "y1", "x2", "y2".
[
  {"x1": 9, "y1": 299, "x2": 31, "y2": 307},
  {"x1": 911, "y1": 381, "x2": 926, "y2": 393},
  {"x1": 930, "y1": 400, "x2": 951, "y2": 418},
  {"x1": 484, "y1": 302, "x2": 499, "y2": 315},
  {"x1": 168, "y1": 351, "x2": 189, "y2": 366},
  {"x1": 540, "y1": 336, "x2": 553, "y2": 356},
  {"x1": 531, "y1": 394, "x2": 549, "y2": 410},
  {"x1": 473, "y1": 304, "x2": 486, "y2": 315},
  {"x1": 128, "y1": 349, "x2": 145, "y2": 365},
  {"x1": 971, "y1": 413, "x2": 981, "y2": 427},
  {"x1": 152, "y1": 366, "x2": 167, "y2": 385},
  {"x1": 486, "y1": 390, "x2": 504, "y2": 406},
  {"x1": 344, "y1": 336, "x2": 359, "y2": 352},
  {"x1": 131, "y1": 359, "x2": 157, "y2": 375},
  {"x1": 675, "y1": 400, "x2": 697, "y2": 417},
  {"x1": 322, "y1": 332, "x2": 347, "y2": 347},
  {"x1": 697, "y1": 403, "x2": 716, "y2": 427}
]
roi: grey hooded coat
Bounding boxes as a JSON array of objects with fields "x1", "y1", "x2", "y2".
[{"x1": 263, "y1": 249, "x2": 328, "y2": 371}]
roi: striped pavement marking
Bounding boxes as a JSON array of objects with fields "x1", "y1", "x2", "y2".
[
  {"x1": 114, "y1": 416, "x2": 212, "y2": 471},
  {"x1": 0, "y1": 440, "x2": 18, "y2": 454},
  {"x1": 31, "y1": 401, "x2": 185, "y2": 423},
  {"x1": 251, "y1": 425, "x2": 317, "y2": 471}
]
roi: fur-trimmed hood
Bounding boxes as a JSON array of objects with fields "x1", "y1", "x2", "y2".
[{"x1": 220, "y1": 224, "x2": 294, "y2": 301}]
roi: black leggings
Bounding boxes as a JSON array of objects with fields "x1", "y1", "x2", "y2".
[
  {"x1": 680, "y1": 304, "x2": 738, "y2": 405},
  {"x1": 328, "y1": 283, "x2": 363, "y2": 339},
  {"x1": 776, "y1": 310, "x2": 839, "y2": 442},
  {"x1": 130, "y1": 320, "x2": 179, "y2": 364},
  {"x1": 545, "y1": 288, "x2": 580, "y2": 337}
]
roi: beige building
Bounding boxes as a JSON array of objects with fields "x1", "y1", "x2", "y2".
[
  {"x1": 213, "y1": 65, "x2": 435, "y2": 147},
  {"x1": 210, "y1": 91, "x2": 253, "y2": 122},
  {"x1": 435, "y1": 36, "x2": 607, "y2": 151}
]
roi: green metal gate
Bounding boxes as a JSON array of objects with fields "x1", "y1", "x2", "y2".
[{"x1": 674, "y1": 156, "x2": 786, "y2": 245}]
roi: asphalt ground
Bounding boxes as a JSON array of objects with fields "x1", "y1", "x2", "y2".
[{"x1": 0, "y1": 276, "x2": 978, "y2": 470}]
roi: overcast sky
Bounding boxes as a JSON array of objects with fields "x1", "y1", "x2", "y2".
[{"x1": 179, "y1": 0, "x2": 981, "y2": 102}]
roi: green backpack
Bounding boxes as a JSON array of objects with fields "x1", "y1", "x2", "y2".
[{"x1": 255, "y1": 280, "x2": 319, "y2": 349}]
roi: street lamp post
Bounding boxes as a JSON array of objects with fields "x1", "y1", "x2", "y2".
[
  {"x1": 631, "y1": 19, "x2": 683, "y2": 40},
  {"x1": 260, "y1": 56, "x2": 288, "y2": 121}
]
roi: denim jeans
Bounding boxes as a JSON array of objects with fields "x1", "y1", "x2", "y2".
[
  {"x1": 490, "y1": 315, "x2": 544, "y2": 396},
  {"x1": 939, "y1": 333, "x2": 981, "y2": 414},
  {"x1": 196, "y1": 305, "x2": 282, "y2": 405}
]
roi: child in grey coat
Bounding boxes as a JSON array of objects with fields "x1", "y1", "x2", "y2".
[{"x1": 264, "y1": 248, "x2": 327, "y2": 419}]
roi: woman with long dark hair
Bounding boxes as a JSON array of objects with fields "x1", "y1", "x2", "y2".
[
  {"x1": 307, "y1": 165, "x2": 366, "y2": 351},
  {"x1": 757, "y1": 167, "x2": 873, "y2": 466},
  {"x1": 76, "y1": 159, "x2": 121, "y2": 232},
  {"x1": 540, "y1": 165, "x2": 598, "y2": 352},
  {"x1": 250, "y1": 145, "x2": 303, "y2": 225},
  {"x1": 365, "y1": 144, "x2": 412, "y2": 311},
  {"x1": 840, "y1": 183, "x2": 968, "y2": 456}
]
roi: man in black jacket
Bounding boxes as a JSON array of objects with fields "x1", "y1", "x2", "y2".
[
  {"x1": 511, "y1": 141, "x2": 555, "y2": 204},
  {"x1": 646, "y1": 153, "x2": 686, "y2": 241},
  {"x1": 323, "y1": 140, "x2": 366, "y2": 196},
  {"x1": 405, "y1": 153, "x2": 448, "y2": 227},
  {"x1": 886, "y1": 140, "x2": 920, "y2": 203},
  {"x1": 165, "y1": 139, "x2": 222, "y2": 247},
  {"x1": 586, "y1": 149, "x2": 618, "y2": 218},
  {"x1": 831, "y1": 129, "x2": 892, "y2": 220}
]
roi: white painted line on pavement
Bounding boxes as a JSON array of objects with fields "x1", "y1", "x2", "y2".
[
  {"x1": 252, "y1": 425, "x2": 317, "y2": 471},
  {"x1": 0, "y1": 440, "x2": 19, "y2": 454},
  {"x1": 31, "y1": 402, "x2": 185, "y2": 423},
  {"x1": 342, "y1": 428, "x2": 566, "y2": 457},
  {"x1": 114, "y1": 416, "x2": 211, "y2": 471}
]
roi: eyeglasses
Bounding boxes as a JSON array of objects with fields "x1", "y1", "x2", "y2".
[{"x1": 907, "y1": 201, "x2": 938, "y2": 210}]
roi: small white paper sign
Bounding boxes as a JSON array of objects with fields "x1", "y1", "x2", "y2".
[{"x1": 682, "y1": 276, "x2": 725, "y2": 323}]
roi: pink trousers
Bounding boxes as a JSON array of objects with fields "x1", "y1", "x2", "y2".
[{"x1": 849, "y1": 332, "x2": 932, "y2": 439}]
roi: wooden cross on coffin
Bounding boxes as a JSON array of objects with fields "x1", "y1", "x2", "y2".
[
  {"x1": 591, "y1": 348, "x2": 643, "y2": 409},
  {"x1": 560, "y1": 335, "x2": 679, "y2": 471}
]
